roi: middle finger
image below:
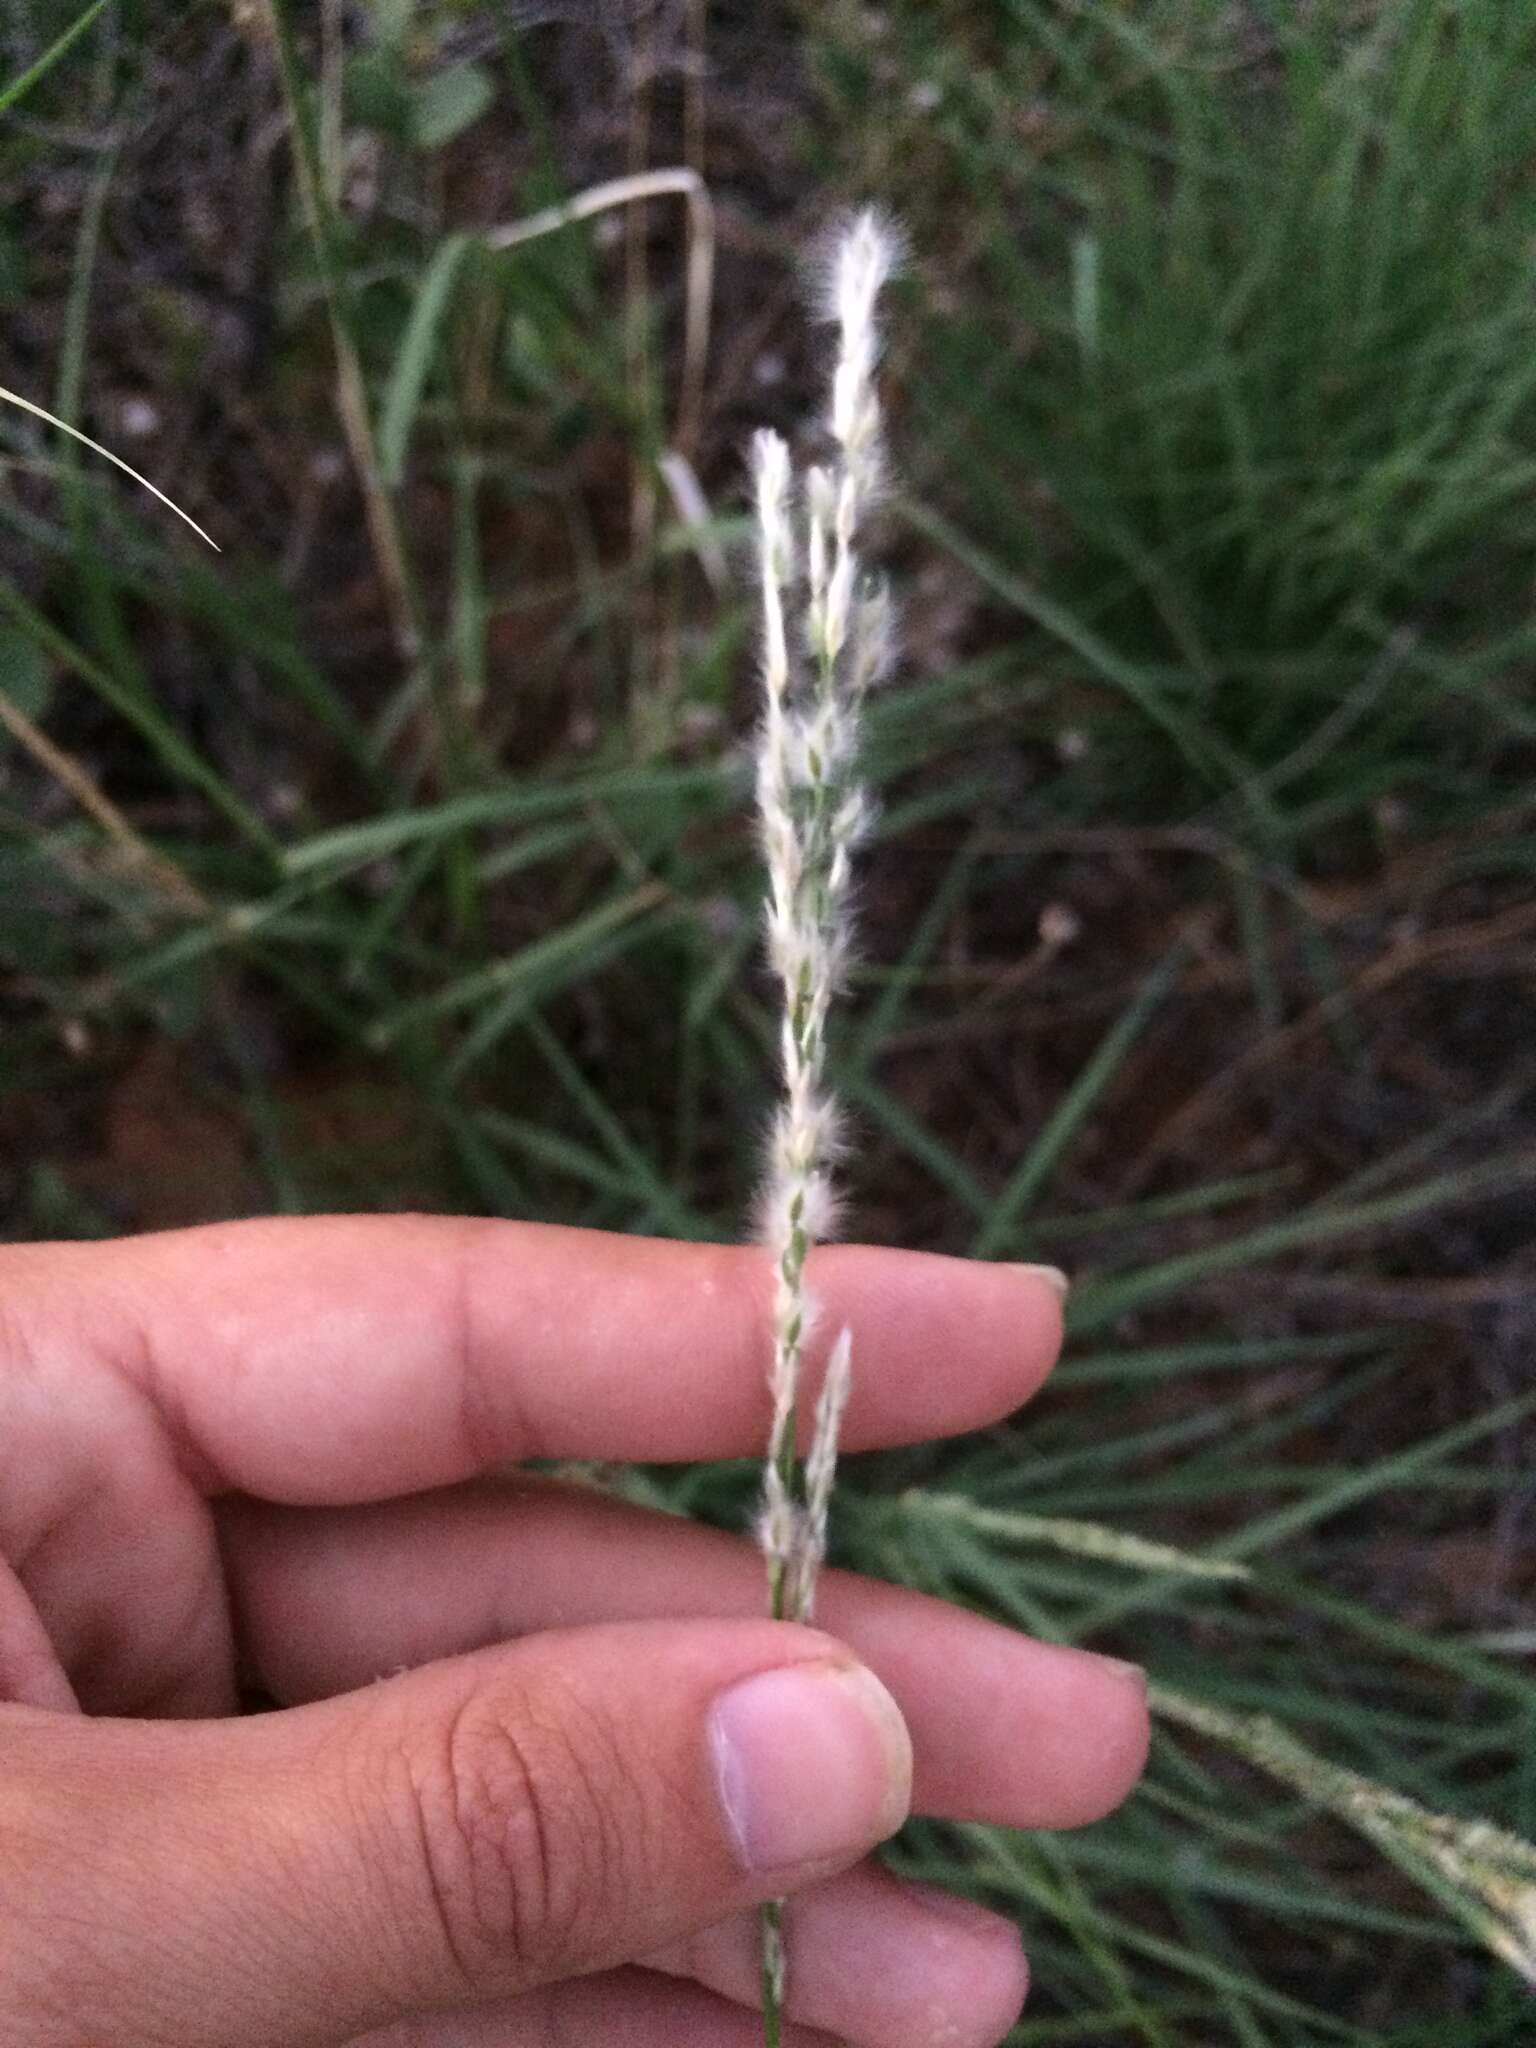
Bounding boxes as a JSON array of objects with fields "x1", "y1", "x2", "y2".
[{"x1": 221, "y1": 1475, "x2": 1148, "y2": 1829}]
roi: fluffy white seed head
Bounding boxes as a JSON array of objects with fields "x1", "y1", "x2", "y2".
[
  {"x1": 831, "y1": 786, "x2": 871, "y2": 851},
  {"x1": 756, "y1": 1160, "x2": 841, "y2": 1258},
  {"x1": 755, "y1": 1464, "x2": 799, "y2": 1577},
  {"x1": 782, "y1": 1327, "x2": 854, "y2": 1622},
  {"x1": 753, "y1": 208, "x2": 898, "y2": 1681},
  {"x1": 1484, "y1": 1885, "x2": 1536, "y2": 1985},
  {"x1": 803, "y1": 1330, "x2": 853, "y2": 1535},
  {"x1": 753, "y1": 429, "x2": 794, "y2": 720},
  {"x1": 850, "y1": 583, "x2": 897, "y2": 698},
  {"x1": 805, "y1": 464, "x2": 837, "y2": 660},
  {"x1": 825, "y1": 210, "x2": 901, "y2": 456},
  {"x1": 753, "y1": 429, "x2": 794, "y2": 584},
  {"x1": 764, "y1": 1094, "x2": 845, "y2": 1183},
  {"x1": 818, "y1": 213, "x2": 897, "y2": 674},
  {"x1": 747, "y1": 211, "x2": 901, "y2": 2033}
]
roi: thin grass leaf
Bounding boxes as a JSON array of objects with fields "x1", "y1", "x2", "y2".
[
  {"x1": 369, "y1": 885, "x2": 669, "y2": 1043},
  {"x1": 0, "y1": 383, "x2": 218, "y2": 551},
  {"x1": 283, "y1": 765, "x2": 725, "y2": 872},
  {"x1": 0, "y1": 0, "x2": 111, "y2": 115},
  {"x1": 1068, "y1": 1152, "x2": 1536, "y2": 1332},
  {"x1": 379, "y1": 232, "x2": 474, "y2": 486},
  {"x1": 973, "y1": 942, "x2": 1185, "y2": 1257},
  {"x1": 0, "y1": 585, "x2": 276, "y2": 857}
]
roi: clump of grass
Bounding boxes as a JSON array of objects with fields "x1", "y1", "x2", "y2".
[
  {"x1": 1152, "y1": 1685, "x2": 1536, "y2": 1989},
  {"x1": 810, "y1": 0, "x2": 1536, "y2": 839},
  {"x1": 750, "y1": 206, "x2": 898, "y2": 2047}
]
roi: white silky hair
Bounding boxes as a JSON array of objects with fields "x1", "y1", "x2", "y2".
[{"x1": 751, "y1": 210, "x2": 900, "y2": 1626}]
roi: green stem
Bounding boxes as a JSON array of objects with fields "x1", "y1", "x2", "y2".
[
  {"x1": 760, "y1": 1898, "x2": 785, "y2": 2047},
  {"x1": 762, "y1": 1255, "x2": 803, "y2": 2039}
]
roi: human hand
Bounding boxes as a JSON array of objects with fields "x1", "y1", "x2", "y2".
[{"x1": 0, "y1": 1218, "x2": 1147, "y2": 2047}]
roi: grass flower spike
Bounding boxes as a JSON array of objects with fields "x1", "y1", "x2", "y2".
[
  {"x1": 1153, "y1": 1685, "x2": 1536, "y2": 1986},
  {"x1": 750, "y1": 208, "x2": 899, "y2": 2045}
]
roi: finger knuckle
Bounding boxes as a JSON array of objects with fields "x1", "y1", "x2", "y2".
[{"x1": 402, "y1": 1681, "x2": 621, "y2": 1989}]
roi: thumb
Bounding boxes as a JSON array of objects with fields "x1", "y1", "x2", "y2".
[{"x1": 0, "y1": 1619, "x2": 911, "y2": 2047}]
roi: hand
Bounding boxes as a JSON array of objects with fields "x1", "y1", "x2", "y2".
[{"x1": 0, "y1": 1218, "x2": 1147, "y2": 2047}]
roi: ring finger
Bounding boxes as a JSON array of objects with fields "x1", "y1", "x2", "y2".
[{"x1": 222, "y1": 1472, "x2": 1149, "y2": 1830}]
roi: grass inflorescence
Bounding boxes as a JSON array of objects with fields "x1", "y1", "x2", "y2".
[{"x1": 750, "y1": 207, "x2": 896, "y2": 2043}]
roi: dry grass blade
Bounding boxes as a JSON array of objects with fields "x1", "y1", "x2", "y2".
[{"x1": 0, "y1": 383, "x2": 218, "y2": 550}]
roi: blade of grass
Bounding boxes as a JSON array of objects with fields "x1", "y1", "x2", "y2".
[
  {"x1": 282, "y1": 762, "x2": 727, "y2": 872},
  {"x1": 521, "y1": 1012, "x2": 711, "y2": 1239},
  {"x1": 379, "y1": 232, "x2": 475, "y2": 487},
  {"x1": 973, "y1": 941, "x2": 1186, "y2": 1257},
  {"x1": 0, "y1": 0, "x2": 112, "y2": 115},
  {"x1": 0, "y1": 382, "x2": 218, "y2": 552},
  {"x1": 369, "y1": 883, "x2": 669, "y2": 1044},
  {"x1": 902, "y1": 496, "x2": 1225, "y2": 781},
  {"x1": 1068, "y1": 1152, "x2": 1536, "y2": 1332},
  {"x1": 1068, "y1": 1391, "x2": 1536, "y2": 1639},
  {"x1": 1054, "y1": 1329, "x2": 1386, "y2": 1390},
  {"x1": 0, "y1": 584, "x2": 278, "y2": 859}
]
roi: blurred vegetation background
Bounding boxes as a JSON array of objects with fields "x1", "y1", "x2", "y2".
[{"x1": 2, "y1": 3, "x2": 1534, "y2": 2041}]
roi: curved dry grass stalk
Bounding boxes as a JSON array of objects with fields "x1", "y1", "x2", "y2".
[
  {"x1": 485, "y1": 165, "x2": 716, "y2": 457},
  {"x1": 0, "y1": 383, "x2": 218, "y2": 550}
]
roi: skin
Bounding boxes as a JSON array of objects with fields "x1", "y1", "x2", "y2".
[{"x1": 0, "y1": 1217, "x2": 1149, "y2": 2047}]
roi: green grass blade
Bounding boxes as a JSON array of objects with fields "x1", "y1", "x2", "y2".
[
  {"x1": 0, "y1": 0, "x2": 110, "y2": 114},
  {"x1": 369, "y1": 885, "x2": 670, "y2": 1044},
  {"x1": 380, "y1": 233, "x2": 474, "y2": 487},
  {"x1": 1068, "y1": 1153, "x2": 1536, "y2": 1332},
  {"x1": 973, "y1": 942, "x2": 1185, "y2": 1257}
]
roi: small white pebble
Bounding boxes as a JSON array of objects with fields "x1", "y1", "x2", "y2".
[
  {"x1": 1039, "y1": 902, "x2": 1082, "y2": 948},
  {"x1": 1375, "y1": 795, "x2": 1408, "y2": 833},
  {"x1": 118, "y1": 397, "x2": 161, "y2": 439}
]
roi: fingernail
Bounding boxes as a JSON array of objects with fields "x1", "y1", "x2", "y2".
[
  {"x1": 709, "y1": 1659, "x2": 912, "y2": 1874},
  {"x1": 1010, "y1": 1262, "x2": 1070, "y2": 1301}
]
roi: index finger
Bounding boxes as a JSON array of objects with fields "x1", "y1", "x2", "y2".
[{"x1": 14, "y1": 1218, "x2": 1064, "y2": 1504}]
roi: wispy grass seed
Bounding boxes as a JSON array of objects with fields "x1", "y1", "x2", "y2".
[{"x1": 749, "y1": 207, "x2": 899, "y2": 2046}]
